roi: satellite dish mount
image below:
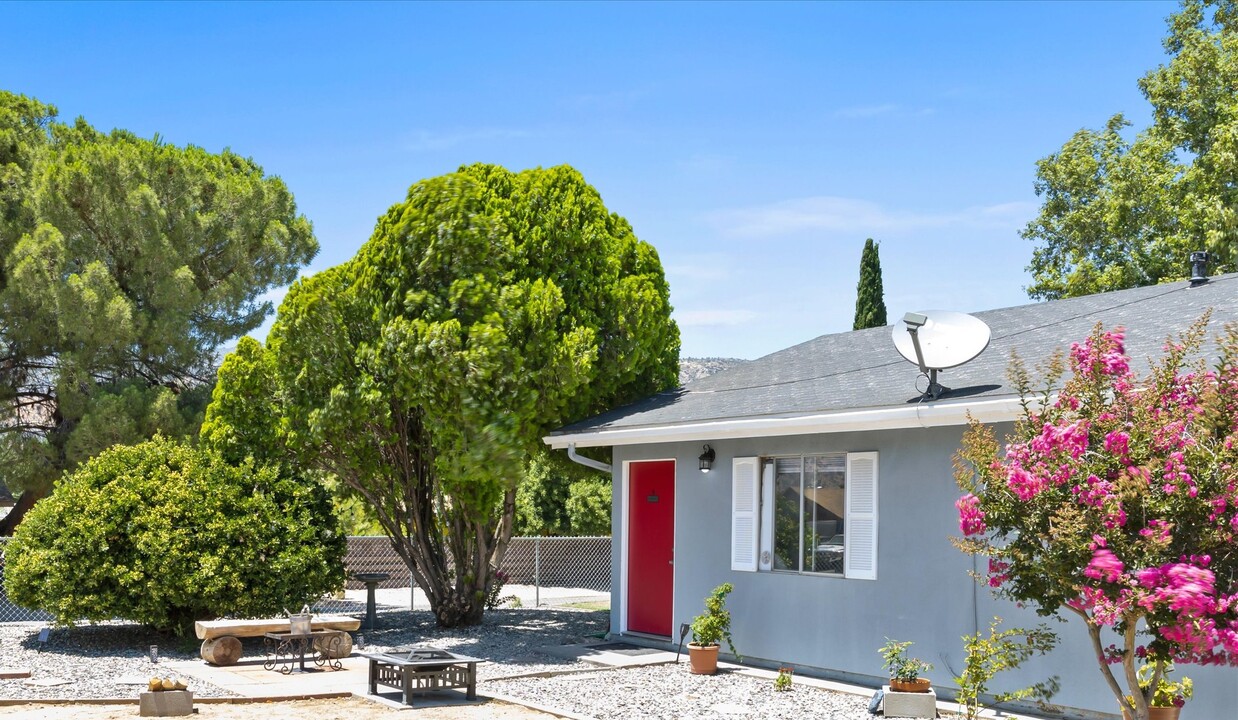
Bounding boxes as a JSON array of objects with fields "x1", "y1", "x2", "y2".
[
  {"x1": 892, "y1": 310, "x2": 991, "y2": 401},
  {"x1": 902, "y1": 312, "x2": 946, "y2": 399}
]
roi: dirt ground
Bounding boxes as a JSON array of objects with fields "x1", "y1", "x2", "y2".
[{"x1": 0, "y1": 696, "x2": 556, "y2": 719}]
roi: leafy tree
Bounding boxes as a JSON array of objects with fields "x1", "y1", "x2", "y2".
[
  {"x1": 0, "y1": 91, "x2": 317, "y2": 533},
  {"x1": 1023, "y1": 0, "x2": 1237, "y2": 299},
  {"x1": 200, "y1": 337, "x2": 382, "y2": 536},
  {"x1": 209, "y1": 164, "x2": 679, "y2": 626},
  {"x1": 515, "y1": 453, "x2": 574, "y2": 536},
  {"x1": 953, "y1": 316, "x2": 1238, "y2": 720},
  {"x1": 4, "y1": 436, "x2": 344, "y2": 632},
  {"x1": 566, "y1": 476, "x2": 612, "y2": 536},
  {"x1": 852, "y1": 237, "x2": 887, "y2": 330},
  {"x1": 515, "y1": 450, "x2": 612, "y2": 536}
]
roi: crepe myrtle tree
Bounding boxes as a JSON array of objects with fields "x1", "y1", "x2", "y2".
[
  {"x1": 953, "y1": 313, "x2": 1238, "y2": 720},
  {"x1": 209, "y1": 164, "x2": 679, "y2": 627}
]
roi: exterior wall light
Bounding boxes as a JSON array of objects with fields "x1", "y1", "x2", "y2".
[{"x1": 699, "y1": 445, "x2": 715, "y2": 473}]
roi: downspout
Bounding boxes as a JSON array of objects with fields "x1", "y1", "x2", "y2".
[{"x1": 567, "y1": 443, "x2": 612, "y2": 474}]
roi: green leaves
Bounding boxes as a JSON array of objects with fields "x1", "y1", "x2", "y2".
[
  {"x1": 4, "y1": 437, "x2": 344, "y2": 633},
  {"x1": 853, "y1": 238, "x2": 887, "y2": 330},
  {"x1": 229, "y1": 163, "x2": 677, "y2": 626},
  {"x1": 1024, "y1": 0, "x2": 1237, "y2": 299},
  {"x1": 0, "y1": 89, "x2": 318, "y2": 509}
]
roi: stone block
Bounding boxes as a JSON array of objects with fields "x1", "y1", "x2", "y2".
[
  {"x1": 139, "y1": 690, "x2": 194, "y2": 717},
  {"x1": 882, "y1": 685, "x2": 937, "y2": 718}
]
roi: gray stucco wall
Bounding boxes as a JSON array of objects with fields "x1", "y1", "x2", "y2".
[{"x1": 609, "y1": 426, "x2": 1236, "y2": 719}]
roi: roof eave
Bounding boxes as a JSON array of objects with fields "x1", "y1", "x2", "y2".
[{"x1": 544, "y1": 396, "x2": 1025, "y2": 449}]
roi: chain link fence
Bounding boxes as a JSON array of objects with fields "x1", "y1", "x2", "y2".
[
  {"x1": 0, "y1": 537, "x2": 50, "y2": 623},
  {"x1": 315, "y1": 535, "x2": 612, "y2": 614},
  {"x1": 0, "y1": 535, "x2": 611, "y2": 622}
]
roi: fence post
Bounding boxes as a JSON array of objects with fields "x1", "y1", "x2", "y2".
[
  {"x1": 534, "y1": 536, "x2": 541, "y2": 608},
  {"x1": 410, "y1": 570, "x2": 415, "y2": 612}
]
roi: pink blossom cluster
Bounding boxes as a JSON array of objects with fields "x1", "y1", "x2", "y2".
[
  {"x1": 1085, "y1": 546, "x2": 1125, "y2": 583},
  {"x1": 956, "y1": 493, "x2": 985, "y2": 536},
  {"x1": 987, "y1": 558, "x2": 1011, "y2": 588},
  {"x1": 1070, "y1": 330, "x2": 1130, "y2": 379}
]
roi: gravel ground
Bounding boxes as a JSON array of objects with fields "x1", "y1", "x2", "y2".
[
  {"x1": 0, "y1": 621, "x2": 236, "y2": 700},
  {"x1": 352, "y1": 606, "x2": 608, "y2": 681},
  {"x1": 487, "y1": 665, "x2": 897, "y2": 720},
  {"x1": 0, "y1": 606, "x2": 605, "y2": 701},
  {"x1": 0, "y1": 609, "x2": 964, "y2": 719}
]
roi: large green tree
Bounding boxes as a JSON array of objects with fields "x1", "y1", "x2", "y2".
[
  {"x1": 0, "y1": 91, "x2": 317, "y2": 532},
  {"x1": 208, "y1": 164, "x2": 678, "y2": 626},
  {"x1": 1023, "y1": 0, "x2": 1238, "y2": 300},
  {"x1": 852, "y1": 237, "x2": 887, "y2": 330}
]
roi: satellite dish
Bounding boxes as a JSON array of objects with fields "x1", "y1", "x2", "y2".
[{"x1": 891, "y1": 310, "x2": 991, "y2": 400}]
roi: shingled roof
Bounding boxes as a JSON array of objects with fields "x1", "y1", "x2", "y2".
[{"x1": 547, "y1": 273, "x2": 1238, "y2": 448}]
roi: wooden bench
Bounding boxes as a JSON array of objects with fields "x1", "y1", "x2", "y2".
[{"x1": 194, "y1": 615, "x2": 362, "y2": 666}]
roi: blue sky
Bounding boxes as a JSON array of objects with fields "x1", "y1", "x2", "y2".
[{"x1": 3, "y1": 1, "x2": 1179, "y2": 359}]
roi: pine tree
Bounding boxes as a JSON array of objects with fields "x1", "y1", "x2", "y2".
[{"x1": 853, "y1": 238, "x2": 887, "y2": 330}]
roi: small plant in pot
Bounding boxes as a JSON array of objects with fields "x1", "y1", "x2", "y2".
[
  {"x1": 687, "y1": 582, "x2": 738, "y2": 675},
  {"x1": 1122, "y1": 662, "x2": 1192, "y2": 720},
  {"x1": 879, "y1": 638, "x2": 933, "y2": 693}
]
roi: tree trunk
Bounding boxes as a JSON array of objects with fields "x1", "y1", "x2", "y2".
[
  {"x1": 199, "y1": 636, "x2": 243, "y2": 666},
  {"x1": 0, "y1": 488, "x2": 47, "y2": 536}
]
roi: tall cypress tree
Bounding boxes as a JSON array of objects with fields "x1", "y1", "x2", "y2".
[{"x1": 853, "y1": 237, "x2": 888, "y2": 330}]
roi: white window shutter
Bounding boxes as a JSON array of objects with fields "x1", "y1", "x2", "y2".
[
  {"x1": 731, "y1": 456, "x2": 760, "y2": 572},
  {"x1": 844, "y1": 452, "x2": 878, "y2": 581}
]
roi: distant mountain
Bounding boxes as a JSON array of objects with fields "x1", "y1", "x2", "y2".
[{"x1": 679, "y1": 357, "x2": 749, "y2": 386}]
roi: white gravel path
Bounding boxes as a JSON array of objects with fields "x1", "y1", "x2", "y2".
[{"x1": 487, "y1": 665, "x2": 898, "y2": 720}]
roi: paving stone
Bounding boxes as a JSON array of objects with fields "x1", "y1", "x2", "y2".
[{"x1": 23, "y1": 677, "x2": 70, "y2": 687}]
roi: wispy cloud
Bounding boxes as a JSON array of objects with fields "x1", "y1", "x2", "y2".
[
  {"x1": 676, "y1": 309, "x2": 759, "y2": 327},
  {"x1": 833, "y1": 103, "x2": 935, "y2": 119},
  {"x1": 404, "y1": 127, "x2": 531, "y2": 152},
  {"x1": 705, "y1": 196, "x2": 1037, "y2": 239},
  {"x1": 665, "y1": 254, "x2": 733, "y2": 282}
]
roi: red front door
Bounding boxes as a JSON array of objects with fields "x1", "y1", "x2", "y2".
[{"x1": 626, "y1": 460, "x2": 675, "y2": 636}]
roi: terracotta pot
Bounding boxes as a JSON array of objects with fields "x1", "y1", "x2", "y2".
[
  {"x1": 890, "y1": 677, "x2": 932, "y2": 693},
  {"x1": 1121, "y1": 706, "x2": 1182, "y2": 720},
  {"x1": 687, "y1": 643, "x2": 719, "y2": 675}
]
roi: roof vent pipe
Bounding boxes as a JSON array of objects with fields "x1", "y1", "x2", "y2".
[
  {"x1": 1190, "y1": 251, "x2": 1210, "y2": 285},
  {"x1": 566, "y1": 443, "x2": 612, "y2": 474}
]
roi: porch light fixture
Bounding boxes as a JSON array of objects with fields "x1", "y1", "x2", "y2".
[{"x1": 698, "y1": 445, "x2": 715, "y2": 473}]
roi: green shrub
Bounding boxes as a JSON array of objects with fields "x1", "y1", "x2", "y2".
[{"x1": 4, "y1": 437, "x2": 345, "y2": 632}]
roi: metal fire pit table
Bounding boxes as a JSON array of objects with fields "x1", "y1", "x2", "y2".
[{"x1": 359, "y1": 648, "x2": 481, "y2": 705}]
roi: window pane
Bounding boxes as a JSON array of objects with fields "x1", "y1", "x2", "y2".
[
  {"x1": 773, "y1": 462, "x2": 801, "y2": 571},
  {"x1": 804, "y1": 454, "x2": 845, "y2": 574}
]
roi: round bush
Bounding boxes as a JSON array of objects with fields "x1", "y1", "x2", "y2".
[{"x1": 4, "y1": 437, "x2": 344, "y2": 632}]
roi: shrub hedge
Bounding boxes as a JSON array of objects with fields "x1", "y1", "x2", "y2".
[{"x1": 5, "y1": 437, "x2": 344, "y2": 632}]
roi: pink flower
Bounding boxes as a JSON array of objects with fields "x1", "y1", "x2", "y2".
[
  {"x1": 1084, "y1": 548, "x2": 1125, "y2": 583},
  {"x1": 956, "y1": 494, "x2": 986, "y2": 536},
  {"x1": 1103, "y1": 431, "x2": 1130, "y2": 460},
  {"x1": 987, "y1": 558, "x2": 1011, "y2": 588}
]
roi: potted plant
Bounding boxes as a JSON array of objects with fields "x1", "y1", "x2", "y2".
[
  {"x1": 687, "y1": 582, "x2": 738, "y2": 675},
  {"x1": 879, "y1": 638, "x2": 933, "y2": 693},
  {"x1": 1122, "y1": 662, "x2": 1193, "y2": 720}
]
